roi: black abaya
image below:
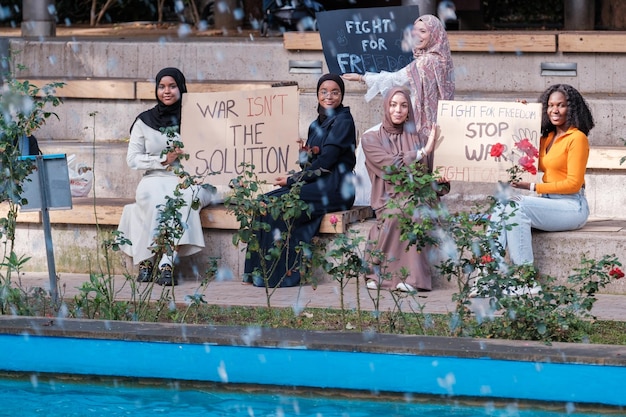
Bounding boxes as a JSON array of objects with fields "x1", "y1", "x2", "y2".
[{"x1": 244, "y1": 105, "x2": 357, "y2": 287}]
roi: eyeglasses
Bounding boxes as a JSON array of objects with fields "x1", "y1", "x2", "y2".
[{"x1": 318, "y1": 90, "x2": 342, "y2": 98}]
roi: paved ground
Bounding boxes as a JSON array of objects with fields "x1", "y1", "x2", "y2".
[{"x1": 18, "y1": 271, "x2": 626, "y2": 322}]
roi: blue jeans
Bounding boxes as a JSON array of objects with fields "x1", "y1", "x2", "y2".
[{"x1": 491, "y1": 189, "x2": 589, "y2": 265}]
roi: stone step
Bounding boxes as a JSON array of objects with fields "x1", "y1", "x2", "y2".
[
  {"x1": 39, "y1": 140, "x2": 625, "y2": 219},
  {"x1": 31, "y1": 91, "x2": 626, "y2": 149},
  {"x1": 532, "y1": 218, "x2": 626, "y2": 294}
]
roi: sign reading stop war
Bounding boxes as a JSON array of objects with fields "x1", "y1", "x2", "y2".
[
  {"x1": 433, "y1": 100, "x2": 542, "y2": 183},
  {"x1": 180, "y1": 85, "x2": 299, "y2": 187},
  {"x1": 316, "y1": 5, "x2": 419, "y2": 75}
]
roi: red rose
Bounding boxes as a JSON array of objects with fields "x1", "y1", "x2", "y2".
[
  {"x1": 519, "y1": 155, "x2": 537, "y2": 175},
  {"x1": 515, "y1": 138, "x2": 539, "y2": 158},
  {"x1": 609, "y1": 266, "x2": 625, "y2": 279},
  {"x1": 490, "y1": 143, "x2": 505, "y2": 158},
  {"x1": 480, "y1": 254, "x2": 494, "y2": 264}
]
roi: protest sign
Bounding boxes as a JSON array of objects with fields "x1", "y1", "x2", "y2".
[
  {"x1": 434, "y1": 100, "x2": 542, "y2": 183},
  {"x1": 316, "y1": 5, "x2": 419, "y2": 74},
  {"x1": 180, "y1": 85, "x2": 299, "y2": 190}
]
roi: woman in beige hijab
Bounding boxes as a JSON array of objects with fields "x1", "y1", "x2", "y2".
[{"x1": 361, "y1": 87, "x2": 438, "y2": 292}]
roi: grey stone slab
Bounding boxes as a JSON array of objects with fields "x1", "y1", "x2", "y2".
[{"x1": 1, "y1": 316, "x2": 625, "y2": 366}]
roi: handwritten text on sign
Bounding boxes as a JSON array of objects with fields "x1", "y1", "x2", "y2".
[
  {"x1": 180, "y1": 86, "x2": 299, "y2": 187},
  {"x1": 316, "y1": 5, "x2": 418, "y2": 74},
  {"x1": 433, "y1": 100, "x2": 542, "y2": 183}
]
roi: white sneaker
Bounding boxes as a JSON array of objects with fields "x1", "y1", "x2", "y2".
[
  {"x1": 396, "y1": 283, "x2": 416, "y2": 292},
  {"x1": 504, "y1": 284, "x2": 542, "y2": 297},
  {"x1": 468, "y1": 285, "x2": 481, "y2": 298},
  {"x1": 366, "y1": 280, "x2": 379, "y2": 290}
]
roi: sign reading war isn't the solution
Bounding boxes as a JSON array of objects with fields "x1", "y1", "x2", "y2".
[
  {"x1": 316, "y1": 5, "x2": 419, "y2": 74},
  {"x1": 180, "y1": 85, "x2": 299, "y2": 187},
  {"x1": 433, "y1": 100, "x2": 542, "y2": 183}
]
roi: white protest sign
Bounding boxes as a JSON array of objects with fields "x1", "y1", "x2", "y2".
[
  {"x1": 180, "y1": 85, "x2": 299, "y2": 189},
  {"x1": 434, "y1": 100, "x2": 542, "y2": 183}
]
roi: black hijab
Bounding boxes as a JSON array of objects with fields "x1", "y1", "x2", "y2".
[
  {"x1": 316, "y1": 73, "x2": 345, "y2": 124},
  {"x1": 131, "y1": 67, "x2": 188, "y2": 133}
]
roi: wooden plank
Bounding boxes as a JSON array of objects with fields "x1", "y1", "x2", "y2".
[
  {"x1": 587, "y1": 146, "x2": 626, "y2": 170},
  {"x1": 559, "y1": 32, "x2": 626, "y2": 53},
  {"x1": 318, "y1": 206, "x2": 374, "y2": 234},
  {"x1": 20, "y1": 79, "x2": 277, "y2": 101},
  {"x1": 283, "y1": 32, "x2": 322, "y2": 50},
  {"x1": 19, "y1": 79, "x2": 136, "y2": 99},
  {"x1": 136, "y1": 81, "x2": 277, "y2": 100},
  {"x1": 448, "y1": 32, "x2": 556, "y2": 52},
  {"x1": 4, "y1": 197, "x2": 372, "y2": 234},
  {"x1": 200, "y1": 206, "x2": 241, "y2": 230},
  {"x1": 200, "y1": 205, "x2": 373, "y2": 233},
  {"x1": 283, "y1": 31, "x2": 557, "y2": 52}
]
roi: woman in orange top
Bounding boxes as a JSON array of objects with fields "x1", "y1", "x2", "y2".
[{"x1": 491, "y1": 84, "x2": 594, "y2": 288}]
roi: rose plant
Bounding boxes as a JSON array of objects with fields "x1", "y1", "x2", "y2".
[{"x1": 490, "y1": 137, "x2": 538, "y2": 184}]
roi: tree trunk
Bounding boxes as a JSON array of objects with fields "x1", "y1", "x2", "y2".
[
  {"x1": 95, "y1": 0, "x2": 117, "y2": 26},
  {"x1": 90, "y1": 0, "x2": 96, "y2": 26},
  {"x1": 564, "y1": 0, "x2": 595, "y2": 30},
  {"x1": 21, "y1": 0, "x2": 56, "y2": 37},
  {"x1": 599, "y1": 0, "x2": 626, "y2": 30},
  {"x1": 157, "y1": 0, "x2": 166, "y2": 23}
]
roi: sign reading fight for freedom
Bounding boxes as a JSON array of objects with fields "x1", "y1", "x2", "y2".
[
  {"x1": 316, "y1": 5, "x2": 419, "y2": 75},
  {"x1": 433, "y1": 100, "x2": 542, "y2": 183},
  {"x1": 180, "y1": 85, "x2": 299, "y2": 188}
]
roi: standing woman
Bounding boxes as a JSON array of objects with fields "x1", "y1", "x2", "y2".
[
  {"x1": 487, "y1": 84, "x2": 594, "y2": 293},
  {"x1": 343, "y1": 14, "x2": 454, "y2": 169},
  {"x1": 119, "y1": 67, "x2": 214, "y2": 286},
  {"x1": 362, "y1": 87, "x2": 438, "y2": 292},
  {"x1": 243, "y1": 73, "x2": 357, "y2": 288}
]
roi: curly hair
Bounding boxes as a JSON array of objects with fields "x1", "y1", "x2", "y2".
[{"x1": 538, "y1": 84, "x2": 595, "y2": 136}]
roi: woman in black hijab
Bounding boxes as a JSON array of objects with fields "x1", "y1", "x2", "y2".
[
  {"x1": 118, "y1": 67, "x2": 213, "y2": 286},
  {"x1": 243, "y1": 73, "x2": 357, "y2": 288}
]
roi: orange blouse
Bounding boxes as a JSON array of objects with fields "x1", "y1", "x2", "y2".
[{"x1": 536, "y1": 126, "x2": 589, "y2": 195}]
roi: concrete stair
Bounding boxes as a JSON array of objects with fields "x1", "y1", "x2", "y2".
[{"x1": 3, "y1": 34, "x2": 626, "y2": 294}]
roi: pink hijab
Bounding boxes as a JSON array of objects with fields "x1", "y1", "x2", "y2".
[{"x1": 407, "y1": 14, "x2": 455, "y2": 153}]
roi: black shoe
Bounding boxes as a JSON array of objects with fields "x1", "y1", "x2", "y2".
[
  {"x1": 137, "y1": 260, "x2": 153, "y2": 282},
  {"x1": 157, "y1": 264, "x2": 177, "y2": 286}
]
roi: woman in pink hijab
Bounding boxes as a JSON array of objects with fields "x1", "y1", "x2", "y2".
[{"x1": 344, "y1": 14, "x2": 454, "y2": 164}]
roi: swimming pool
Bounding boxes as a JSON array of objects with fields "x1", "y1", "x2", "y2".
[
  {"x1": 0, "y1": 316, "x2": 625, "y2": 410},
  {"x1": 0, "y1": 376, "x2": 617, "y2": 416}
]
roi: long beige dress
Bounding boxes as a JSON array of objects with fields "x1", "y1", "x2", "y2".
[{"x1": 361, "y1": 87, "x2": 433, "y2": 291}]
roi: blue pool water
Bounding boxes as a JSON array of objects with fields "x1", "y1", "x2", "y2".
[{"x1": 0, "y1": 376, "x2": 616, "y2": 417}]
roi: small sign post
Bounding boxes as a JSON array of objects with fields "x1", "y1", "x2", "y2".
[{"x1": 20, "y1": 154, "x2": 72, "y2": 303}]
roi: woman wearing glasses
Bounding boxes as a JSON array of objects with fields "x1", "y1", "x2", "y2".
[{"x1": 243, "y1": 73, "x2": 357, "y2": 288}]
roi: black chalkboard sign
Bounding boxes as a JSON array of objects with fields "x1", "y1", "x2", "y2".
[{"x1": 316, "y1": 5, "x2": 420, "y2": 75}]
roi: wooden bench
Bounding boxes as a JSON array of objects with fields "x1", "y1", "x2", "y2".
[
  {"x1": 283, "y1": 31, "x2": 626, "y2": 54},
  {"x1": 3, "y1": 198, "x2": 373, "y2": 235},
  {"x1": 586, "y1": 146, "x2": 626, "y2": 170},
  {"x1": 283, "y1": 31, "x2": 558, "y2": 53},
  {"x1": 558, "y1": 33, "x2": 626, "y2": 53},
  {"x1": 19, "y1": 79, "x2": 279, "y2": 100}
]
